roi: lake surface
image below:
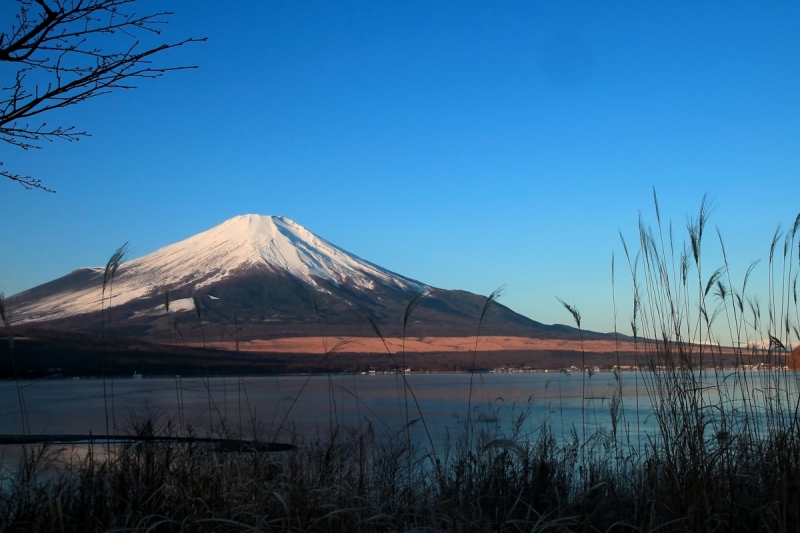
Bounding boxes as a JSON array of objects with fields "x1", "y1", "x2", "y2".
[
  {"x1": 0, "y1": 372, "x2": 655, "y2": 445},
  {"x1": 1, "y1": 370, "x2": 796, "y2": 450}
]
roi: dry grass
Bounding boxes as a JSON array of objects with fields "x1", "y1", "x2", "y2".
[{"x1": 0, "y1": 397, "x2": 797, "y2": 532}]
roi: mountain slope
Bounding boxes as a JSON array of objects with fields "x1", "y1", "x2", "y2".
[{"x1": 7, "y1": 215, "x2": 594, "y2": 340}]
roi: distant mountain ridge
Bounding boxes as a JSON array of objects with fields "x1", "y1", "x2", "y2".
[{"x1": 7, "y1": 215, "x2": 600, "y2": 341}]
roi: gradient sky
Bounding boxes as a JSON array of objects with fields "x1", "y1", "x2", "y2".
[{"x1": 1, "y1": 1, "x2": 798, "y2": 335}]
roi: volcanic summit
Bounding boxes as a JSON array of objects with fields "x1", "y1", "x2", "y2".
[{"x1": 7, "y1": 215, "x2": 582, "y2": 340}]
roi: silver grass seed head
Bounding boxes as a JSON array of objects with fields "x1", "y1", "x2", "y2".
[
  {"x1": 0, "y1": 292, "x2": 8, "y2": 328},
  {"x1": 192, "y1": 290, "x2": 202, "y2": 320}
]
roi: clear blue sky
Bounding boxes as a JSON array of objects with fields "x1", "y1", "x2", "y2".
[{"x1": 1, "y1": 1, "x2": 798, "y2": 335}]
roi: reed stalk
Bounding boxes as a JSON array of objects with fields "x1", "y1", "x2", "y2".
[
  {"x1": 0, "y1": 293, "x2": 28, "y2": 436},
  {"x1": 466, "y1": 287, "x2": 503, "y2": 443}
]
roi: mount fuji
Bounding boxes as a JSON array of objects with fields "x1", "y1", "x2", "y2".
[{"x1": 6, "y1": 215, "x2": 581, "y2": 340}]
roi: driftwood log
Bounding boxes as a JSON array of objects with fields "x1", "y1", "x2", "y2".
[{"x1": 0, "y1": 435, "x2": 293, "y2": 453}]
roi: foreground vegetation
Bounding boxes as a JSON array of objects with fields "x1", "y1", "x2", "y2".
[
  {"x1": 0, "y1": 393, "x2": 799, "y2": 532},
  {"x1": 1, "y1": 195, "x2": 799, "y2": 532}
]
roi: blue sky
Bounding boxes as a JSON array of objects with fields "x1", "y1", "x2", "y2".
[{"x1": 1, "y1": 1, "x2": 798, "y2": 335}]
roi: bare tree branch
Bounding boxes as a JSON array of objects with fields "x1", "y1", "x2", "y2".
[
  {"x1": 0, "y1": 163, "x2": 55, "y2": 192},
  {"x1": 1, "y1": 0, "x2": 205, "y2": 192}
]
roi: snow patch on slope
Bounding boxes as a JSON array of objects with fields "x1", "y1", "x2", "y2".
[{"x1": 167, "y1": 298, "x2": 196, "y2": 314}]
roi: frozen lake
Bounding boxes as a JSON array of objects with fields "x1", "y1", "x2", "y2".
[{"x1": 0, "y1": 372, "x2": 656, "y2": 447}]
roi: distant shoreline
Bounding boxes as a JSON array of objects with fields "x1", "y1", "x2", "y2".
[
  {"x1": 1, "y1": 327, "x2": 788, "y2": 379},
  {"x1": 4, "y1": 365, "x2": 794, "y2": 382}
]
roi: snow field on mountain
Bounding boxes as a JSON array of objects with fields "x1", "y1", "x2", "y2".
[{"x1": 12, "y1": 215, "x2": 425, "y2": 323}]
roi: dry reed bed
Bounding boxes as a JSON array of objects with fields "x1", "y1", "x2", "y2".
[{"x1": 0, "y1": 409, "x2": 798, "y2": 532}]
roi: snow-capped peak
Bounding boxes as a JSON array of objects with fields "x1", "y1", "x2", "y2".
[
  {"x1": 125, "y1": 214, "x2": 423, "y2": 292},
  {"x1": 11, "y1": 215, "x2": 425, "y2": 323}
]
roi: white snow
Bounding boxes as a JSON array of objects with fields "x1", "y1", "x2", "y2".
[
  {"x1": 167, "y1": 298, "x2": 196, "y2": 314},
  {"x1": 12, "y1": 215, "x2": 425, "y2": 323}
]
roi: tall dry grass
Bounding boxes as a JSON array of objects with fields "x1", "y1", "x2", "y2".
[{"x1": 611, "y1": 192, "x2": 800, "y2": 531}]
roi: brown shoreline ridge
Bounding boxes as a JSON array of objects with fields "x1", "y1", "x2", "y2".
[
  {"x1": 3, "y1": 328, "x2": 792, "y2": 378},
  {"x1": 197, "y1": 336, "x2": 637, "y2": 355},
  {"x1": 189, "y1": 335, "x2": 783, "y2": 371}
]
